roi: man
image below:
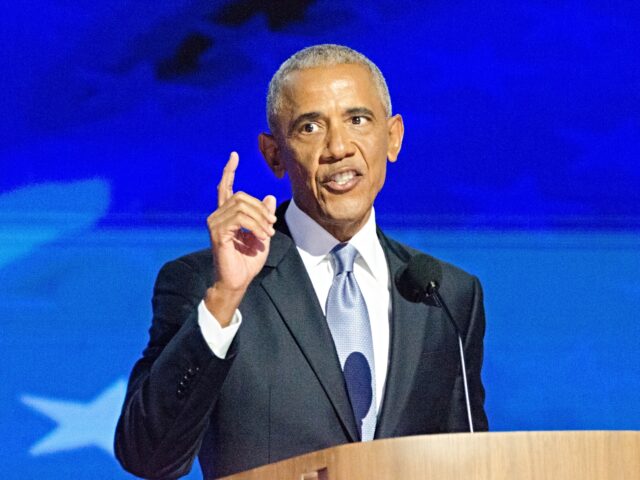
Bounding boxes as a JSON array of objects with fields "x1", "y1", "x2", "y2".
[{"x1": 115, "y1": 44, "x2": 488, "y2": 479}]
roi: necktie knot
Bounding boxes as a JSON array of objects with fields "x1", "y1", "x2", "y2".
[{"x1": 331, "y1": 243, "x2": 358, "y2": 275}]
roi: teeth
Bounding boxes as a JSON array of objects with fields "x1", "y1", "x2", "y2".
[{"x1": 331, "y1": 171, "x2": 355, "y2": 185}]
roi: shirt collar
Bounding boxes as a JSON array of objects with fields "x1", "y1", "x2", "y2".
[{"x1": 285, "y1": 198, "x2": 383, "y2": 279}]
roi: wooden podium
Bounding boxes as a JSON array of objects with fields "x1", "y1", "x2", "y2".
[{"x1": 220, "y1": 431, "x2": 640, "y2": 480}]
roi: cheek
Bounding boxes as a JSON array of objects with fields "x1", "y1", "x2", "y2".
[
  {"x1": 370, "y1": 164, "x2": 387, "y2": 196},
  {"x1": 363, "y1": 139, "x2": 389, "y2": 186},
  {"x1": 285, "y1": 156, "x2": 319, "y2": 195},
  {"x1": 291, "y1": 162, "x2": 314, "y2": 184}
]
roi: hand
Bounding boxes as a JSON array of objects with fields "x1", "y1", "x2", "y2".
[{"x1": 205, "y1": 152, "x2": 277, "y2": 325}]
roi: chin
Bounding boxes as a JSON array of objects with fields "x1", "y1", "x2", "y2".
[{"x1": 320, "y1": 200, "x2": 370, "y2": 227}]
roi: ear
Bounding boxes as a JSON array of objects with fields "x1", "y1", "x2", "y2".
[
  {"x1": 259, "y1": 132, "x2": 285, "y2": 179},
  {"x1": 386, "y1": 114, "x2": 404, "y2": 163}
]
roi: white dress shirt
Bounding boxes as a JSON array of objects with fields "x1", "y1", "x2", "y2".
[{"x1": 198, "y1": 199, "x2": 391, "y2": 410}]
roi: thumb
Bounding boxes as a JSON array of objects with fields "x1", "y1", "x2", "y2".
[{"x1": 262, "y1": 195, "x2": 277, "y2": 215}]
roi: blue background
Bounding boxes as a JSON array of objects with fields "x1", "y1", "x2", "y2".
[{"x1": 1, "y1": 1, "x2": 639, "y2": 478}]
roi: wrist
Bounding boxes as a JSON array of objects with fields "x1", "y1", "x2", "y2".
[{"x1": 205, "y1": 284, "x2": 246, "y2": 327}]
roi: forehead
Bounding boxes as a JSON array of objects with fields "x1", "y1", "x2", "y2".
[{"x1": 279, "y1": 63, "x2": 384, "y2": 116}]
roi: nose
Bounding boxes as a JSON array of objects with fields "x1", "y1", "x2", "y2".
[{"x1": 323, "y1": 123, "x2": 356, "y2": 161}]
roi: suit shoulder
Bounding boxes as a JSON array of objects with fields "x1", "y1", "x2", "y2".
[
  {"x1": 174, "y1": 248, "x2": 212, "y2": 269},
  {"x1": 155, "y1": 248, "x2": 213, "y2": 291},
  {"x1": 160, "y1": 248, "x2": 212, "y2": 273},
  {"x1": 381, "y1": 232, "x2": 478, "y2": 284}
]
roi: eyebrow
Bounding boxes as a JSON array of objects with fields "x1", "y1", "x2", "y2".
[{"x1": 345, "y1": 107, "x2": 376, "y2": 118}]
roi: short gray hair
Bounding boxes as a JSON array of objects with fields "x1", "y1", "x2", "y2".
[{"x1": 266, "y1": 44, "x2": 392, "y2": 133}]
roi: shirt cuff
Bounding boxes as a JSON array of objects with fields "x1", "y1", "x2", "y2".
[{"x1": 197, "y1": 300, "x2": 242, "y2": 359}]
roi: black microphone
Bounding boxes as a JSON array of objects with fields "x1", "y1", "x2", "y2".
[
  {"x1": 395, "y1": 254, "x2": 475, "y2": 433},
  {"x1": 395, "y1": 253, "x2": 442, "y2": 301}
]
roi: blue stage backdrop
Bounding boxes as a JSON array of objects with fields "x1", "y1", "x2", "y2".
[{"x1": 1, "y1": 1, "x2": 639, "y2": 478}]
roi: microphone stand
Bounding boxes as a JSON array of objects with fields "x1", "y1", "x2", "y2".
[{"x1": 428, "y1": 281, "x2": 475, "y2": 433}]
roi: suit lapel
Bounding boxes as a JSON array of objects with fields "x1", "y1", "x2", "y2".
[
  {"x1": 374, "y1": 231, "x2": 440, "y2": 438},
  {"x1": 260, "y1": 208, "x2": 359, "y2": 442}
]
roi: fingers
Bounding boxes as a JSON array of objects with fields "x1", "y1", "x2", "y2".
[
  {"x1": 217, "y1": 151, "x2": 239, "y2": 208},
  {"x1": 218, "y1": 211, "x2": 271, "y2": 241},
  {"x1": 209, "y1": 192, "x2": 277, "y2": 241},
  {"x1": 212, "y1": 152, "x2": 279, "y2": 243},
  {"x1": 262, "y1": 195, "x2": 277, "y2": 215}
]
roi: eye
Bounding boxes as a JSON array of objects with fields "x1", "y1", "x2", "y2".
[
  {"x1": 302, "y1": 123, "x2": 318, "y2": 133},
  {"x1": 351, "y1": 115, "x2": 369, "y2": 125}
]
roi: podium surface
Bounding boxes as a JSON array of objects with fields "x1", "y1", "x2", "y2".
[{"x1": 220, "y1": 431, "x2": 640, "y2": 480}]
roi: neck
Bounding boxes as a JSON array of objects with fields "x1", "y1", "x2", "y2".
[
  {"x1": 300, "y1": 206, "x2": 372, "y2": 243},
  {"x1": 321, "y1": 218, "x2": 369, "y2": 242}
]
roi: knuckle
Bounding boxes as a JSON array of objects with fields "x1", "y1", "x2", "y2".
[
  {"x1": 234, "y1": 191, "x2": 248, "y2": 200},
  {"x1": 229, "y1": 196, "x2": 241, "y2": 208},
  {"x1": 232, "y1": 194, "x2": 251, "y2": 209}
]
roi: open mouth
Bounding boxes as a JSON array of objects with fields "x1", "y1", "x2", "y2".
[{"x1": 322, "y1": 169, "x2": 361, "y2": 192}]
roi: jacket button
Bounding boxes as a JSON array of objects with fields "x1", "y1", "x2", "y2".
[
  {"x1": 177, "y1": 388, "x2": 185, "y2": 399},
  {"x1": 179, "y1": 380, "x2": 187, "y2": 389},
  {"x1": 187, "y1": 367, "x2": 197, "y2": 377}
]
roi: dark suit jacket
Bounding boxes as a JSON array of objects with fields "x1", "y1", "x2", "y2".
[{"x1": 115, "y1": 204, "x2": 488, "y2": 479}]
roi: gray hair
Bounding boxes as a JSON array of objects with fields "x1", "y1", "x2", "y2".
[{"x1": 266, "y1": 44, "x2": 392, "y2": 133}]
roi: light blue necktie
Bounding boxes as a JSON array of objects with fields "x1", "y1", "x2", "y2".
[{"x1": 325, "y1": 243, "x2": 377, "y2": 441}]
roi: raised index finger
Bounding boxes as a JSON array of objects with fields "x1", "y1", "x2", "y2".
[{"x1": 217, "y1": 151, "x2": 239, "y2": 208}]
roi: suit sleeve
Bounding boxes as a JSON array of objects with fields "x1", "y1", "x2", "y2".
[
  {"x1": 445, "y1": 275, "x2": 489, "y2": 432},
  {"x1": 114, "y1": 258, "x2": 236, "y2": 479}
]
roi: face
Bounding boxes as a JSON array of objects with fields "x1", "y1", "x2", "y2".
[{"x1": 260, "y1": 63, "x2": 404, "y2": 241}]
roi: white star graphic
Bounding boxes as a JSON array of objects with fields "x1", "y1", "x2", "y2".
[{"x1": 21, "y1": 378, "x2": 127, "y2": 456}]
